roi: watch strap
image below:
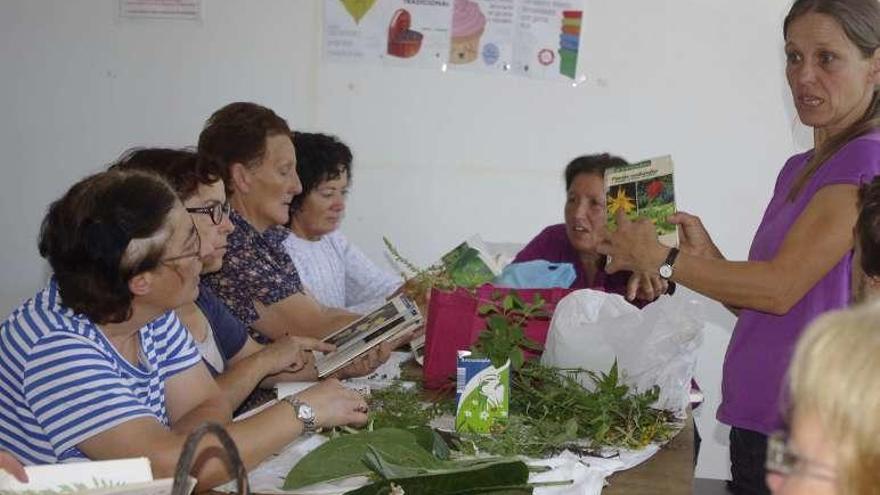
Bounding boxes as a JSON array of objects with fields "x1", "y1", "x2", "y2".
[
  {"x1": 664, "y1": 247, "x2": 680, "y2": 267},
  {"x1": 282, "y1": 395, "x2": 317, "y2": 433}
]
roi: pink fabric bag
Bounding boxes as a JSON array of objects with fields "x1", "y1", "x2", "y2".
[{"x1": 422, "y1": 284, "x2": 574, "y2": 389}]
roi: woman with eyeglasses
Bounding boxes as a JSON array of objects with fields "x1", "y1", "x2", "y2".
[
  {"x1": 113, "y1": 148, "x2": 375, "y2": 412},
  {"x1": 0, "y1": 168, "x2": 369, "y2": 489},
  {"x1": 766, "y1": 302, "x2": 880, "y2": 494}
]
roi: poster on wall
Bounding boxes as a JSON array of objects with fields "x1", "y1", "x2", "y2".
[
  {"x1": 446, "y1": 0, "x2": 514, "y2": 74},
  {"x1": 323, "y1": 0, "x2": 586, "y2": 82},
  {"x1": 324, "y1": 0, "x2": 453, "y2": 69},
  {"x1": 512, "y1": 1, "x2": 584, "y2": 81},
  {"x1": 118, "y1": 0, "x2": 202, "y2": 21}
]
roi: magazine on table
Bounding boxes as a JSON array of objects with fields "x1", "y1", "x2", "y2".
[
  {"x1": 439, "y1": 236, "x2": 506, "y2": 287},
  {"x1": 0, "y1": 457, "x2": 195, "y2": 494},
  {"x1": 605, "y1": 154, "x2": 679, "y2": 247},
  {"x1": 316, "y1": 294, "x2": 423, "y2": 378}
]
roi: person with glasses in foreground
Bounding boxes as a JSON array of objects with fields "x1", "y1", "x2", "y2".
[
  {"x1": 766, "y1": 301, "x2": 880, "y2": 494},
  {"x1": 113, "y1": 148, "x2": 381, "y2": 413},
  {"x1": 0, "y1": 168, "x2": 369, "y2": 489}
]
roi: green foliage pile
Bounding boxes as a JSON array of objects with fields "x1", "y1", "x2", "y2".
[
  {"x1": 367, "y1": 382, "x2": 447, "y2": 430},
  {"x1": 483, "y1": 360, "x2": 675, "y2": 454}
]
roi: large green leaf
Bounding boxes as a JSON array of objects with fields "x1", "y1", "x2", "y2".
[
  {"x1": 283, "y1": 428, "x2": 444, "y2": 490},
  {"x1": 344, "y1": 447, "x2": 532, "y2": 495}
]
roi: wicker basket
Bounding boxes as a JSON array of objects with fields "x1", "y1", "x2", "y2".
[{"x1": 172, "y1": 422, "x2": 249, "y2": 495}]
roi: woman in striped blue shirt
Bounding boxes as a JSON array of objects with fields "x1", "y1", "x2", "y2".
[{"x1": 0, "y1": 168, "x2": 369, "y2": 489}]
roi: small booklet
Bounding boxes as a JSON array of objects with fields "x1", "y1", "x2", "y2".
[
  {"x1": 315, "y1": 295, "x2": 423, "y2": 378},
  {"x1": 440, "y1": 236, "x2": 506, "y2": 288},
  {"x1": 0, "y1": 457, "x2": 195, "y2": 495},
  {"x1": 605, "y1": 154, "x2": 679, "y2": 247}
]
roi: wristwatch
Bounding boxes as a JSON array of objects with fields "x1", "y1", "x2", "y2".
[
  {"x1": 282, "y1": 395, "x2": 317, "y2": 433},
  {"x1": 659, "y1": 247, "x2": 680, "y2": 281}
]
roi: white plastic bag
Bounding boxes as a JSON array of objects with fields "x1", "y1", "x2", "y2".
[{"x1": 540, "y1": 289, "x2": 703, "y2": 413}]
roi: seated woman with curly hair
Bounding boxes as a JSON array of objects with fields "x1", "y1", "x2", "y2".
[{"x1": 284, "y1": 132, "x2": 402, "y2": 313}]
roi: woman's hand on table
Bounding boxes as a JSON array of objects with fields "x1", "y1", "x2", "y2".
[
  {"x1": 0, "y1": 451, "x2": 27, "y2": 482},
  {"x1": 296, "y1": 378, "x2": 369, "y2": 429}
]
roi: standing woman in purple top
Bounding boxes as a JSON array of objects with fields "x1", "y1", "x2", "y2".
[{"x1": 599, "y1": 1, "x2": 880, "y2": 493}]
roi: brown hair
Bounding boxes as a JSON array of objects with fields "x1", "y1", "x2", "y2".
[
  {"x1": 110, "y1": 147, "x2": 229, "y2": 198},
  {"x1": 564, "y1": 153, "x2": 628, "y2": 190},
  {"x1": 784, "y1": 0, "x2": 880, "y2": 200},
  {"x1": 856, "y1": 175, "x2": 880, "y2": 276},
  {"x1": 197, "y1": 102, "x2": 292, "y2": 188},
  {"x1": 38, "y1": 169, "x2": 177, "y2": 323}
]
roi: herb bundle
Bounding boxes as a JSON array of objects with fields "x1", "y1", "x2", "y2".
[
  {"x1": 470, "y1": 291, "x2": 547, "y2": 370},
  {"x1": 365, "y1": 360, "x2": 675, "y2": 458},
  {"x1": 367, "y1": 382, "x2": 447, "y2": 430}
]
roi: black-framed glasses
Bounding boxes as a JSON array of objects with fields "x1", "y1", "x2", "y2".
[
  {"x1": 186, "y1": 201, "x2": 231, "y2": 225},
  {"x1": 161, "y1": 219, "x2": 203, "y2": 264},
  {"x1": 766, "y1": 431, "x2": 836, "y2": 483}
]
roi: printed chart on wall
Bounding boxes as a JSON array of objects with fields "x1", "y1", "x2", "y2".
[
  {"x1": 324, "y1": 0, "x2": 453, "y2": 68},
  {"x1": 512, "y1": 0, "x2": 585, "y2": 81},
  {"x1": 323, "y1": 0, "x2": 587, "y2": 82}
]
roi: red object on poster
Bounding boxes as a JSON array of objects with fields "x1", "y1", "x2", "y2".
[{"x1": 387, "y1": 9, "x2": 423, "y2": 58}]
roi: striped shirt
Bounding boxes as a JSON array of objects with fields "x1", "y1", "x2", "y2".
[{"x1": 0, "y1": 280, "x2": 201, "y2": 464}]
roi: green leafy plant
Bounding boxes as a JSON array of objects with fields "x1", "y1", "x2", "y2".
[
  {"x1": 507, "y1": 360, "x2": 675, "y2": 450},
  {"x1": 361, "y1": 358, "x2": 676, "y2": 458},
  {"x1": 283, "y1": 427, "x2": 447, "y2": 490},
  {"x1": 345, "y1": 447, "x2": 534, "y2": 495},
  {"x1": 470, "y1": 291, "x2": 548, "y2": 370},
  {"x1": 383, "y1": 237, "x2": 457, "y2": 308},
  {"x1": 367, "y1": 382, "x2": 446, "y2": 430},
  {"x1": 383, "y1": 238, "x2": 496, "y2": 308}
]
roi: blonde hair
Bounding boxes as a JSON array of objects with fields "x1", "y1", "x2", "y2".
[{"x1": 787, "y1": 301, "x2": 880, "y2": 494}]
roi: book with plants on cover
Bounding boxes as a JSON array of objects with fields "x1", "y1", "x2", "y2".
[
  {"x1": 316, "y1": 294, "x2": 423, "y2": 378},
  {"x1": 605, "y1": 155, "x2": 679, "y2": 248}
]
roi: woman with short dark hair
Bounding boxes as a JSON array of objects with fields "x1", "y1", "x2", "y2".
[
  {"x1": 284, "y1": 132, "x2": 402, "y2": 313},
  {"x1": 515, "y1": 153, "x2": 667, "y2": 302}
]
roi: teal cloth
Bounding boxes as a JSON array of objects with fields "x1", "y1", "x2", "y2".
[{"x1": 494, "y1": 260, "x2": 576, "y2": 289}]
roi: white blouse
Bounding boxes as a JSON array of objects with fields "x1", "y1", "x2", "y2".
[{"x1": 282, "y1": 230, "x2": 402, "y2": 314}]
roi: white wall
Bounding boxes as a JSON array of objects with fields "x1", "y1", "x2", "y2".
[{"x1": 0, "y1": 0, "x2": 807, "y2": 480}]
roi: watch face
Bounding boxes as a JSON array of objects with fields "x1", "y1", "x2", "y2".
[
  {"x1": 659, "y1": 264, "x2": 673, "y2": 279},
  {"x1": 298, "y1": 403, "x2": 315, "y2": 421}
]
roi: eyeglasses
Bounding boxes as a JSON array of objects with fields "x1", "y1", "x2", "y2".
[
  {"x1": 765, "y1": 431, "x2": 836, "y2": 483},
  {"x1": 161, "y1": 219, "x2": 203, "y2": 264},
  {"x1": 186, "y1": 201, "x2": 231, "y2": 225}
]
